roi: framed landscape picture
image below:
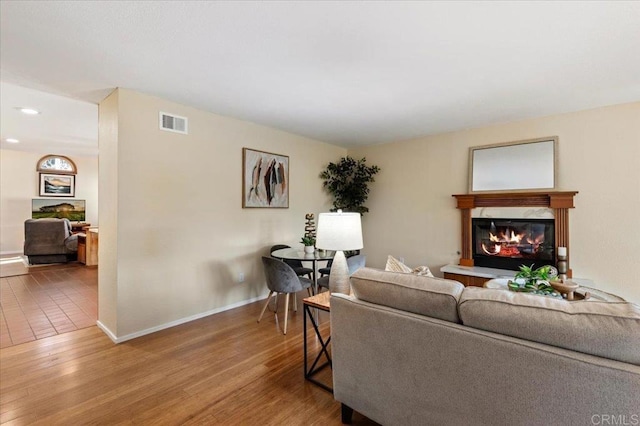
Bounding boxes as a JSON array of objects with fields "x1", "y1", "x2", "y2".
[
  {"x1": 242, "y1": 148, "x2": 289, "y2": 208},
  {"x1": 32, "y1": 199, "x2": 86, "y2": 221},
  {"x1": 39, "y1": 173, "x2": 75, "y2": 197}
]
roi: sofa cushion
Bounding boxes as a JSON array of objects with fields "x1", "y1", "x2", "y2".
[
  {"x1": 458, "y1": 287, "x2": 640, "y2": 365},
  {"x1": 350, "y1": 268, "x2": 464, "y2": 323}
]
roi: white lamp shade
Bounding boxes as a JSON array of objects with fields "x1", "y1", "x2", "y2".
[{"x1": 316, "y1": 211, "x2": 363, "y2": 251}]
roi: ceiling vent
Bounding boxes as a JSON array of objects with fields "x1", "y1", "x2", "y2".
[{"x1": 159, "y1": 112, "x2": 188, "y2": 134}]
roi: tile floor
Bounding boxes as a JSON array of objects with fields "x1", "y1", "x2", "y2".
[{"x1": 0, "y1": 264, "x2": 97, "y2": 348}]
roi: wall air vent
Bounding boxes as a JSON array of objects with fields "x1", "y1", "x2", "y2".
[{"x1": 159, "y1": 112, "x2": 188, "y2": 134}]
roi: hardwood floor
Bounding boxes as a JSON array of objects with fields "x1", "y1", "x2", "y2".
[{"x1": 0, "y1": 285, "x2": 378, "y2": 425}]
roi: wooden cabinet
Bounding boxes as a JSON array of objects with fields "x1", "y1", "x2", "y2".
[
  {"x1": 77, "y1": 228, "x2": 98, "y2": 266},
  {"x1": 86, "y1": 229, "x2": 98, "y2": 266},
  {"x1": 444, "y1": 272, "x2": 487, "y2": 287},
  {"x1": 71, "y1": 223, "x2": 91, "y2": 234},
  {"x1": 77, "y1": 233, "x2": 87, "y2": 264}
]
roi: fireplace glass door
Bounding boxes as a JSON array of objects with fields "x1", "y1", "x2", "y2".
[{"x1": 472, "y1": 218, "x2": 555, "y2": 271}]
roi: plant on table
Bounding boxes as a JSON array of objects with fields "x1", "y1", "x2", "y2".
[
  {"x1": 300, "y1": 236, "x2": 316, "y2": 247},
  {"x1": 301, "y1": 235, "x2": 316, "y2": 254},
  {"x1": 508, "y1": 264, "x2": 561, "y2": 298}
]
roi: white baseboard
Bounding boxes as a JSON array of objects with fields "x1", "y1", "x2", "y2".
[
  {"x1": 95, "y1": 295, "x2": 265, "y2": 344},
  {"x1": 96, "y1": 320, "x2": 118, "y2": 343},
  {"x1": 0, "y1": 251, "x2": 23, "y2": 256}
]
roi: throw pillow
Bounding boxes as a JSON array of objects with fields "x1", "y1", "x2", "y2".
[
  {"x1": 385, "y1": 255, "x2": 413, "y2": 273},
  {"x1": 385, "y1": 255, "x2": 434, "y2": 277}
]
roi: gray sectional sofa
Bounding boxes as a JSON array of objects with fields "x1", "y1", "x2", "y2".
[{"x1": 331, "y1": 268, "x2": 640, "y2": 426}]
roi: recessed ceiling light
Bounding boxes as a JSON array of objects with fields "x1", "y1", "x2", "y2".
[
  {"x1": 5, "y1": 138, "x2": 20, "y2": 143},
  {"x1": 16, "y1": 107, "x2": 40, "y2": 115}
]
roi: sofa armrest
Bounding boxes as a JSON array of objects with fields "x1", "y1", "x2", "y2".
[{"x1": 64, "y1": 234, "x2": 78, "y2": 252}]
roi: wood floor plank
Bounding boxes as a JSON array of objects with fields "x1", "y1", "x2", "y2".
[{"x1": 1, "y1": 277, "x2": 378, "y2": 425}]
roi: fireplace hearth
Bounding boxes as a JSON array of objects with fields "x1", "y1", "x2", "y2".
[{"x1": 472, "y1": 218, "x2": 555, "y2": 271}]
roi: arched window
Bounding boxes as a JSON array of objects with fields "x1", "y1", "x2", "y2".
[{"x1": 37, "y1": 155, "x2": 77, "y2": 174}]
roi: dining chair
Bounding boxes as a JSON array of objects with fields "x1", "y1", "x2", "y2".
[
  {"x1": 258, "y1": 256, "x2": 312, "y2": 334},
  {"x1": 318, "y1": 259, "x2": 332, "y2": 277},
  {"x1": 317, "y1": 254, "x2": 366, "y2": 291},
  {"x1": 270, "y1": 244, "x2": 314, "y2": 279},
  {"x1": 319, "y1": 250, "x2": 360, "y2": 277}
]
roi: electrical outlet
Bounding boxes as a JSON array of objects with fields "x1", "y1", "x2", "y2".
[{"x1": 238, "y1": 272, "x2": 245, "y2": 283}]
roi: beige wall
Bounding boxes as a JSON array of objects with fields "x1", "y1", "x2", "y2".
[
  {"x1": 97, "y1": 91, "x2": 119, "y2": 334},
  {"x1": 349, "y1": 102, "x2": 640, "y2": 303},
  {"x1": 0, "y1": 149, "x2": 98, "y2": 254},
  {"x1": 99, "y1": 88, "x2": 345, "y2": 340}
]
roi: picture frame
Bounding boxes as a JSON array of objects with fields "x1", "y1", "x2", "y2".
[
  {"x1": 468, "y1": 137, "x2": 557, "y2": 193},
  {"x1": 32, "y1": 198, "x2": 86, "y2": 221},
  {"x1": 39, "y1": 173, "x2": 75, "y2": 197},
  {"x1": 242, "y1": 148, "x2": 289, "y2": 208}
]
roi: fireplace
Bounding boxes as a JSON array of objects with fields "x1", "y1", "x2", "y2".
[
  {"x1": 453, "y1": 191, "x2": 577, "y2": 276},
  {"x1": 472, "y1": 218, "x2": 555, "y2": 271}
]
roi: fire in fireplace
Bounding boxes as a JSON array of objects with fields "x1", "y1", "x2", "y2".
[{"x1": 472, "y1": 218, "x2": 555, "y2": 271}]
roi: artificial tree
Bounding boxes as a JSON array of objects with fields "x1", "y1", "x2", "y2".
[{"x1": 320, "y1": 156, "x2": 380, "y2": 215}]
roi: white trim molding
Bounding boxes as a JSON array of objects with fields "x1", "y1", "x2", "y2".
[{"x1": 96, "y1": 295, "x2": 266, "y2": 344}]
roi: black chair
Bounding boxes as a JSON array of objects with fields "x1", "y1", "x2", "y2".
[
  {"x1": 258, "y1": 256, "x2": 312, "y2": 334},
  {"x1": 269, "y1": 244, "x2": 313, "y2": 279},
  {"x1": 318, "y1": 259, "x2": 332, "y2": 277},
  {"x1": 319, "y1": 250, "x2": 360, "y2": 277},
  {"x1": 317, "y1": 254, "x2": 366, "y2": 291}
]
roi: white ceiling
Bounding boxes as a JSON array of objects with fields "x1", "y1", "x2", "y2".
[
  {"x1": 1, "y1": 1, "x2": 639, "y2": 151},
  {"x1": 0, "y1": 82, "x2": 98, "y2": 156}
]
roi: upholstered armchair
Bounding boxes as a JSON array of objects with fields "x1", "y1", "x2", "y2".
[
  {"x1": 24, "y1": 218, "x2": 78, "y2": 265},
  {"x1": 258, "y1": 256, "x2": 312, "y2": 334}
]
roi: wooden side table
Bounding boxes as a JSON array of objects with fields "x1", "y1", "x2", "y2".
[
  {"x1": 77, "y1": 228, "x2": 98, "y2": 266},
  {"x1": 85, "y1": 228, "x2": 99, "y2": 266},
  {"x1": 71, "y1": 222, "x2": 91, "y2": 234},
  {"x1": 77, "y1": 233, "x2": 87, "y2": 264},
  {"x1": 303, "y1": 291, "x2": 333, "y2": 393}
]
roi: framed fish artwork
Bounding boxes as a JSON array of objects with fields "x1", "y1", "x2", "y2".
[{"x1": 242, "y1": 148, "x2": 289, "y2": 208}]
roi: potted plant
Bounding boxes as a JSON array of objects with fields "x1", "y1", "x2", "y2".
[
  {"x1": 508, "y1": 264, "x2": 561, "y2": 298},
  {"x1": 301, "y1": 236, "x2": 315, "y2": 254},
  {"x1": 320, "y1": 156, "x2": 380, "y2": 215}
]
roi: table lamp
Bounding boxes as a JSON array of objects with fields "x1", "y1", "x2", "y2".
[{"x1": 316, "y1": 210, "x2": 363, "y2": 294}]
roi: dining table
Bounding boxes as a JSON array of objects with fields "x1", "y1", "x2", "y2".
[{"x1": 270, "y1": 247, "x2": 334, "y2": 294}]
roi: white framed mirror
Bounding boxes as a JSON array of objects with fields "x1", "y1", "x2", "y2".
[{"x1": 469, "y1": 137, "x2": 557, "y2": 193}]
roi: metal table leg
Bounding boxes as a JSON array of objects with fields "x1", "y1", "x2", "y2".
[{"x1": 303, "y1": 304, "x2": 332, "y2": 393}]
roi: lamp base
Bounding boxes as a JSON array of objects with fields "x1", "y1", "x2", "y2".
[{"x1": 328, "y1": 251, "x2": 350, "y2": 294}]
